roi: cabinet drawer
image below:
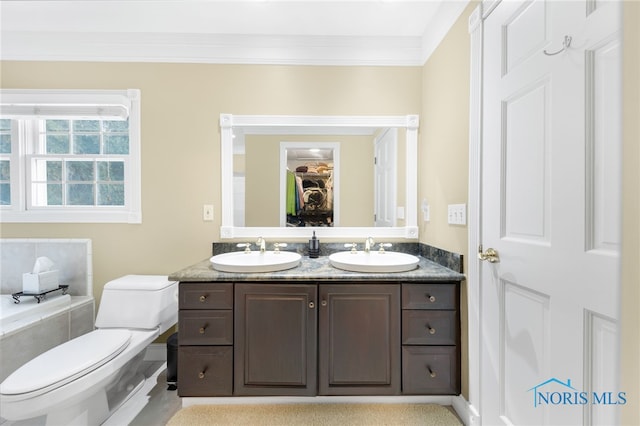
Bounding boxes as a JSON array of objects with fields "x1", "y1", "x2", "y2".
[
  {"x1": 179, "y1": 310, "x2": 233, "y2": 345},
  {"x1": 177, "y1": 346, "x2": 233, "y2": 397},
  {"x1": 180, "y1": 283, "x2": 233, "y2": 309},
  {"x1": 402, "y1": 310, "x2": 457, "y2": 346},
  {"x1": 402, "y1": 283, "x2": 457, "y2": 310},
  {"x1": 402, "y1": 346, "x2": 459, "y2": 395}
]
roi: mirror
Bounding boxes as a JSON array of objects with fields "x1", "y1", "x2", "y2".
[{"x1": 220, "y1": 114, "x2": 419, "y2": 240}]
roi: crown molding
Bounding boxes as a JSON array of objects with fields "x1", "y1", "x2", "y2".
[
  {"x1": 0, "y1": 1, "x2": 470, "y2": 66},
  {"x1": 0, "y1": 31, "x2": 424, "y2": 66}
]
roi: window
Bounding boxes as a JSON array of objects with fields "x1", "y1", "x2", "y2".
[
  {"x1": 0, "y1": 119, "x2": 13, "y2": 206},
  {"x1": 0, "y1": 89, "x2": 141, "y2": 223}
]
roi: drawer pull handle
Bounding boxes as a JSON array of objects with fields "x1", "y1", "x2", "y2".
[
  {"x1": 198, "y1": 371, "x2": 206, "y2": 379},
  {"x1": 426, "y1": 294, "x2": 436, "y2": 303},
  {"x1": 199, "y1": 326, "x2": 206, "y2": 334},
  {"x1": 199, "y1": 295, "x2": 207, "y2": 303},
  {"x1": 309, "y1": 301, "x2": 315, "y2": 309},
  {"x1": 427, "y1": 325, "x2": 436, "y2": 335},
  {"x1": 427, "y1": 367, "x2": 436, "y2": 378}
]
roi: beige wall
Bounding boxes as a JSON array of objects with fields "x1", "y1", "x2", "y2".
[
  {"x1": 419, "y1": 1, "x2": 477, "y2": 399},
  {"x1": 0, "y1": 63, "x2": 421, "y2": 305},
  {"x1": 621, "y1": 1, "x2": 640, "y2": 423}
]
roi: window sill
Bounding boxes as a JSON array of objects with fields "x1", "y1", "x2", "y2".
[{"x1": 0, "y1": 209, "x2": 141, "y2": 224}]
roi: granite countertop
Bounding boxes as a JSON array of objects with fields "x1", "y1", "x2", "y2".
[{"x1": 169, "y1": 248, "x2": 465, "y2": 283}]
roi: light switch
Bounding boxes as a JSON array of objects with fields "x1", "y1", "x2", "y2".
[
  {"x1": 421, "y1": 199, "x2": 430, "y2": 222},
  {"x1": 203, "y1": 204, "x2": 214, "y2": 221},
  {"x1": 447, "y1": 204, "x2": 466, "y2": 225}
]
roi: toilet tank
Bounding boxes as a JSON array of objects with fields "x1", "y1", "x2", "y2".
[{"x1": 95, "y1": 275, "x2": 178, "y2": 334}]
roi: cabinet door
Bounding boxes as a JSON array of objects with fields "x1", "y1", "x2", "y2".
[
  {"x1": 318, "y1": 284, "x2": 400, "y2": 395},
  {"x1": 234, "y1": 283, "x2": 317, "y2": 396}
]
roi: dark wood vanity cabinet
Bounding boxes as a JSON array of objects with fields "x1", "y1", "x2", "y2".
[
  {"x1": 177, "y1": 283, "x2": 233, "y2": 397},
  {"x1": 401, "y1": 283, "x2": 460, "y2": 395},
  {"x1": 318, "y1": 284, "x2": 400, "y2": 395},
  {"x1": 177, "y1": 280, "x2": 460, "y2": 397},
  {"x1": 234, "y1": 283, "x2": 317, "y2": 396}
]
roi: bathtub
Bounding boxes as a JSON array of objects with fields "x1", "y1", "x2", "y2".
[
  {"x1": 0, "y1": 293, "x2": 72, "y2": 332},
  {"x1": 0, "y1": 294, "x2": 94, "y2": 383}
]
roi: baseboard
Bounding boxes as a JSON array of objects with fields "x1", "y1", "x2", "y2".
[
  {"x1": 144, "y1": 343, "x2": 167, "y2": 362},
  {"x1": 183, "y1": 395, "x2": 454, "y2": 407},
  {"x1": 451, "y1": 395, "x2": 480, "y2": 425}
]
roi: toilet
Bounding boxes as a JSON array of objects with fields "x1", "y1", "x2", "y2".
[{"x1": 0, "y1": 275, "x2": 178, "y2": 425}]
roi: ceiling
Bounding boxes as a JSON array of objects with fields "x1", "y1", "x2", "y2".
[{"x1": 0, "y1": 0, "x2": 470, "y2": 66}]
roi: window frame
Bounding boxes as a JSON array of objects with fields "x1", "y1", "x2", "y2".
[{"x1": 0, "y1": 89, "x2": 141, "y2": 223}]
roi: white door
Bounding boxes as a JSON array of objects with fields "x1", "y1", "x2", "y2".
[
  {"x1": 480, "y1": 1, "x2": 621, "y2": 424},
  {"x1": 374, "y1": 128, "x2": 397, "y2": 227}
]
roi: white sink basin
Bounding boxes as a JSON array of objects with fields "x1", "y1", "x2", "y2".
[
  {"x1": 329, "y1": 251, "x2": 420, "y2": 273},
  {"x1": 210, "y1": 251, "x2": 302, "y2": 273}
]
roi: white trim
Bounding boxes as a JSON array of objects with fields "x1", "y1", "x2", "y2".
[
  {"x1": 420, "y1": 0, "x2": 471, "y2": 64},
  {"x1": 220, "y1": 114, "x2": 419, "y2": 240},
  {"x1": 183, "y1": 393, "x2": 457, "y2": 406},
  {"x1": 1, "y1": 32, "x2": 426, "y2": 67},
  {"x1": 467, "y1": 3, "x2": 484, "y2": 424},
  {"x1": 452, "y1": 394, "x2": 481, "y2": 425}
]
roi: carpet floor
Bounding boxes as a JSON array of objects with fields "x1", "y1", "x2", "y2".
[{"x1": 166, "y1": 403, "x2": 463, "y2": 425}]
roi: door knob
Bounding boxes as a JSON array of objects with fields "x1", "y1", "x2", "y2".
[{"x1": 478, "y1": 245, "x2": 500, "y2": 263}]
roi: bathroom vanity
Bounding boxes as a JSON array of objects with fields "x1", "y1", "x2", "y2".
[{"x1": 170, "y1": 248, "x2": 464, "y2": 398}]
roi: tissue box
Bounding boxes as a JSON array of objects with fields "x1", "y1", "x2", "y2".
[{"x1": 22, "y1": 270, "x2": 59, "y2": 294}]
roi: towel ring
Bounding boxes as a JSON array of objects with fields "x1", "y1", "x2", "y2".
[{"x1": 544, "y1": 35, "x2": 572, "y2": 56}]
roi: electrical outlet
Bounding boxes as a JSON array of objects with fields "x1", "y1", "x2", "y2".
[
  {"x1": 203, "y1": 204, "x2": 214, "y2": 221},
  {"x1": 447, "y1": 203, "x2": 466, "y2": 225}
]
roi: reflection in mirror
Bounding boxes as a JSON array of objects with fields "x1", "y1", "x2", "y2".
[
  {"x1": 220, "y1": 114, "x2": 419, "y2": 240},
  {"x1": 281, "y1": 142, "x2": 338, "y2": 227}
]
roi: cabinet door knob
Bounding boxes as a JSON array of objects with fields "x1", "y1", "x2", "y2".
[
  {"x1": 199, "y1": 326, "x2": 206, "y2": 334},
  {"x1": 198, "y1": 371, "x2": 206, "y2": 379},
  {"x1": 309, "y1": 301, "x2": 315, "y2": 309},
  {"x1": 426, "y1": 294, "x2": 436, "y2": 303},
  {"x1": 427, "y1": 367, "x2": 436, "y2": 378},
  {"x1": 199, "y1": 295, "x2": 207, "y2": 303},
  {"x1": 321, "y1": 300, "x2": 327, "y2": 307},
  {"x1": 427, "y1": 325, "x2": 436, "y2": 335}
]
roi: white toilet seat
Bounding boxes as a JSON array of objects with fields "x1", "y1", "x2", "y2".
[{"x1": 0, "y1": 329, "x2": 131, "y2": 397}]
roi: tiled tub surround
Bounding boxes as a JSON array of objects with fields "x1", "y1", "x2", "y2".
[
  {"x1": 170, "y1": 242, "x2": 464, "y2": 399},
  {"x1": 0, "y1": 239, "x2": 93, "y2": 296},
  {"x1": 0, "y1": 239, "x2": 95, "y2": 383}
]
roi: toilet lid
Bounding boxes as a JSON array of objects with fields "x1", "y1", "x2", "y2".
[{"x1": 0, "y1": 329, "x2": 131, "y2": 395}]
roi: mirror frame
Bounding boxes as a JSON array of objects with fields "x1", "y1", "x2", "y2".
[{"x1": 220, "y1": 113, "x2": 419, "y2": 240}]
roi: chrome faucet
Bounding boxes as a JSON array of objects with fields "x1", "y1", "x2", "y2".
[
  {"x1": 364, "y1": 237, "x2": 374, "y2": 253},
  {"x1": 256, "y1": 236, "x2": 266, "y2": 253},
  {"x1": 273, "y1": 242, "x2": 287, "y2": 253},
  {"x1": 237, "y1": 243, "x2": 252, "y2": 253},
  {"x1": 378, "y1": 243, "x2": 393, "y2": 253},
  {"x1": 344, "y1": 243, "x2": 358, "y2": 253}
]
